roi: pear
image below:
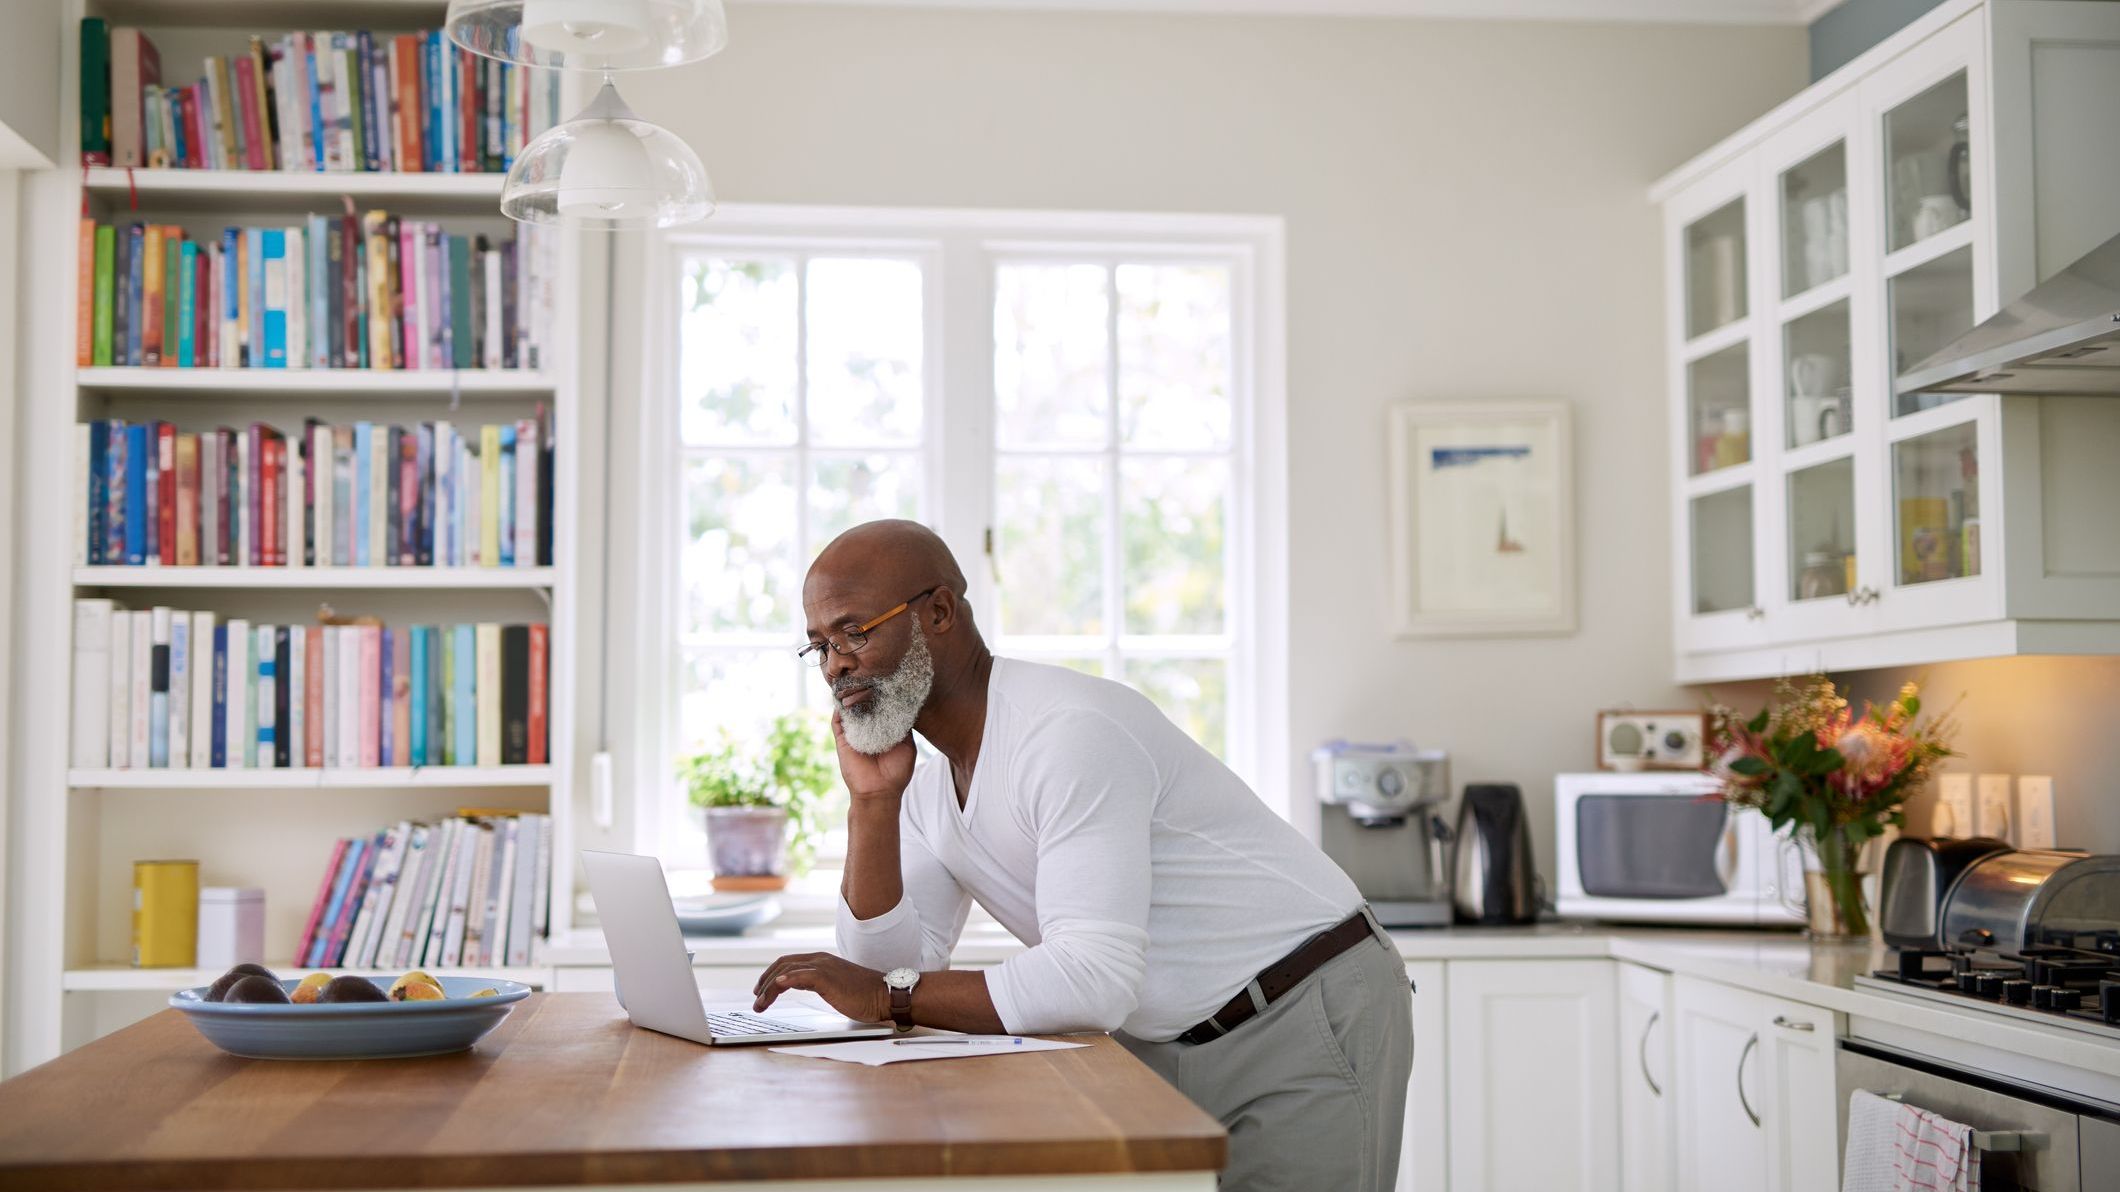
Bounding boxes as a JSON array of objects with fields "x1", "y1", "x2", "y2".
[
  {"x1": 289, "y1": 972, "x2": 334, "y2": 1005},
  {"x1": 388, "y1": 971, "x2": 445, "y2": 1001},
  {"x1": 470, "y1": 988, "x2": 500, "y2": 998}
]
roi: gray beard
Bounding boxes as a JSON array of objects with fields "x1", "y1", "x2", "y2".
[{"x1": 834, "y1": 622, "x2": 934, "y2": 755}]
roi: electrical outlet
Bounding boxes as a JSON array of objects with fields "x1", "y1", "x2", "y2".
[
  {"x1": 2017, "y1": 776, "x2": 2057, "y2": 849},
  {"x1": 1933, "y1": 773, "x2": 1973, "y2": 838},
  {"x1": 1976, "y1": 774, "x2": 2015, "y2": 844}
]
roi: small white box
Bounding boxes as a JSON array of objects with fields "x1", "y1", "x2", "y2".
[{"x1": 196, "y1": 887, "x2": 266, "y2": 969}]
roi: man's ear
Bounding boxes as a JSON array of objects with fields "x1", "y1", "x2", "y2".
[{"x1": 928, "y1": 585, "x2": 961, "y2": 636}]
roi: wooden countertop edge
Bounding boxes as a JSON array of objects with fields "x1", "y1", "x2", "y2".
[{"x1": 0, "y1": 1135, "x2": 1229, "y2": 1191}]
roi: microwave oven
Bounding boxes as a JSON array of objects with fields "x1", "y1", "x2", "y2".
[{"x1": 1555, "y1": 772, "x2": 1804, "y2": 926}]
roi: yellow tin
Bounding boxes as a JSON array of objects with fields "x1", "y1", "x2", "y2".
[{"x1": 133, "y1": 860, "x2": 199, "y2": 968}]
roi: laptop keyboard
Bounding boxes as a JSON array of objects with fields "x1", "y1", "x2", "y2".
[{"x1": 704, "y1": 1011, "x2": 810, "y2": 1036}]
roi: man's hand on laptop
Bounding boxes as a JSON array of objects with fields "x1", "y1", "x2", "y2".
[{"x1": 752, "y1": 952, "x2": 890, "y2": 1024}]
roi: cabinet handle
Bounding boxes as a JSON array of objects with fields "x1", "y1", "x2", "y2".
[
  {"x1": 1737, "y1": 1033, "x2": 1760, "y2": 1127},
  {"x1": 1772, "y1": 1015, "x2": 1815, "y2": 1032},
  {"x1": 1638, "y1": 1010, "x2": 1663, "y2": 1097}
]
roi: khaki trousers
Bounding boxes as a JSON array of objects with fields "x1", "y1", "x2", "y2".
[{"x1": 1117, "y1": 922, "x2": 1415, "y2": 1192}]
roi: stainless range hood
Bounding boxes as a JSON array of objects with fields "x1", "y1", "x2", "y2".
[{"x1": 1896, "y1": 230, "x2": 2120, "y2": 398}]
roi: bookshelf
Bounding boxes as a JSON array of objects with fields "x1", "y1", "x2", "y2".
[
  {"x1": 10, "y1": 0, "x2": 585, "y2": 1068},
  {"x1": 62, "y1": 960, "x2": 548, "y2": 992}
]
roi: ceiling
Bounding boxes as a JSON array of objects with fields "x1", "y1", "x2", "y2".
[{"x1": 737, "y1": 0, "x2": 1849, "y2": 25}]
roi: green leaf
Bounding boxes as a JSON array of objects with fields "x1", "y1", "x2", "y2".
[
  {"x1": 1903, "y1": 696, "x2": 1921, "y2": 717},
  {"x1": 1747, "y1": 708, "x2": 1770, "y2": 734},
  {"x1": 1730, "y1": 756, "x2": 1768, "y2": 777}
]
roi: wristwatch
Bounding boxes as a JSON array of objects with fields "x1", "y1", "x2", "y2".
[{"x1": 883, "y1": 967, "x2": 920, "y2": 1032}]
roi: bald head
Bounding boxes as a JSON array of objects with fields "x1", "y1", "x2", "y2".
[{"x1": 809, "y1": 519, "x2": 967, "y2": 604}]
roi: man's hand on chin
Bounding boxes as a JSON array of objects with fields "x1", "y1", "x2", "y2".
[{"x1": 752, "y1": 952, "x2": 891, "y2": 1023}]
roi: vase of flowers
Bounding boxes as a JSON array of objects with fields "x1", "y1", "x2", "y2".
[{"x1": 1707, "y1": 676, "x2": 1956, "y2": 938}]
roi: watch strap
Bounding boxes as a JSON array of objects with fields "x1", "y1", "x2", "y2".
[{"x1": 890, "y1": 984, "x2": 915, "y2": 1032}]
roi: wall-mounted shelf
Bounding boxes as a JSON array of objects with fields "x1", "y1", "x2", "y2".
[
  {"x1": 68, "y1": 766, "x2": 556, "y2": 790},
  {"x1": 73, "y1": 566, "x2": 556, "y2": 590},
  {"x1": 77, "y1": 367, "x2": 556, "y2": 399}
]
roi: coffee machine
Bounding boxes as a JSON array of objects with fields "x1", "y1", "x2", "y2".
[{"x1": 1313, "y1": 741, "x2": 1454, "y2": 927}]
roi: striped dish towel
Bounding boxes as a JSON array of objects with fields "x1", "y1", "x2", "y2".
[{"x1": 1841, "y1": 1089, "x2": 1982, "y2": 1192}]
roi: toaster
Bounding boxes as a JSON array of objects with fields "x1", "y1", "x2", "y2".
[{"x1": 1878, "y1": 836, "x2": 2012, "y2": 950}]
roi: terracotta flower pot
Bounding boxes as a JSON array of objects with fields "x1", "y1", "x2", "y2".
[{"x1": 703, "y1": 806, "x2": 791, "y2": 890}]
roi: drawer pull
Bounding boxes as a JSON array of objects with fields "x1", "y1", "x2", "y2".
[{"x1": 1772, "y1": 1015, "x2": 1815, "y2": 1032}]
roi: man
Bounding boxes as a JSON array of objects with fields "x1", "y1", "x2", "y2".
[{"x1": 753, "y1": 520, "x2": 1412, "y2": 1191}]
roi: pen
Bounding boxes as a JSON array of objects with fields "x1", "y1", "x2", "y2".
[{"x1": 890, "y1": 1036, "x2": 1027, "y2": 1046}]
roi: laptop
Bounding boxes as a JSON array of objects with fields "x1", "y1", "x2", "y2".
[{"x1": 579, "y1": 849, "x2": 895, "y2": 1046}]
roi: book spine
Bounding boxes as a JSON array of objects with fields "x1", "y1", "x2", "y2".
[
  {"x1": 359, "y1": 624, "x2": 381, "y2": 767},
  {"x1": 423, "y1": 818, "x2": 465, "y2": 965},
  {"x1": 253, "y1": 623, "x2": 275, "y2": 770},
  {"x1": 208, "y1": 623, "x2": 226, "y2": 767},
  {"x1": 305, "y1": 626, "x2": 326, "y2": 768},
  {"x1": 224, "y1": 617, "x2": 249, "y2": 768},
  {"x1": 92, "y1": 225, "x2": 115, "y2": 366},
  {"x1": 123, "y1": 423, "x2": 146, "y2": 564},
  {"x1": 156, "y1": 424, "x2": 176, "y2": 565},
  {"x1": 369, "y1": 421, "x2": 387, "y2": 567},
  {"x1": 322, "y1": 832, "x2": 382, "y2": 967},
  {"x1": 189, "y1": 611, "x2": 215, "y2": 768},
  {"x1": 425, "y1": 627, "x2": 444, "y2": 770},
  {"x1": 506, "y1": 815, "x2": 538, "y2": 966},
  {"x1": 285, "y1": 622, "x2": 303, "y2": 767},
  {"x1": 143, "y1": 420, "x2": 160, "y2": 564},
  {"x1": 106, "y1": 610, "x2": 131, "y2": 768},
  {"x1": 76, "y1": 220, "x2": 96, "y2": 366},
  {"x1": 345, "y1": 821, "x2": 404, "y2": 967},
  {"x1": 527, "y1": 624, "x2": 547, "y2": 766},
  {"x1": 409, "y1": 626, "x2": 428, "y2": 767},
  {"x1": 293, "y1": 838, "x2": 349, "y2": 971},
  {"x1": 274, "y1": 625, "x2": 292, "y2": 768},
  {"x1": 476, "y1": 623, "x2": 501, "y2": 767},
  {"x1": 440, "y1": 625, "x2": 457, "y2": 765},
  {"x1": 378, "y1": 627, "x2": 394, "y2": 766},
  {"x1": 452, "y1": 625, "x2": 475, "y2": 765},
  {"x1": 336, "y1": 625, "x2": 360, "y2": 770},
  {"x1": 500, "y1": 624, "x2": 527, "y2": 766},
  {"x1": 391, "y1": 627, "x2": 412, "y2": 767},
  {"x1": 167, "y1": 611, "x2": 190, "y2": 769},
  {"x1": 147, "y1": 607, "x2": 170, "y2": 768},
  {"x1": 128, "y1": 610, "x2": 151, "y2": 768},
  {"x1": 375, "y1": 825, "x2": 426, "y2": 968},
  {"x1": 177, "y1": 240, "x2": 198, "y2": 367},
  {"x1": 71, "y1": 599, "x2": 115, "y2": 770},
  {"x1": 175, "y1": 433, "x2": 197, "y2": 565},
  {"x1": 490, "y1": 818, "x2": 519, "y2": 966},
  {"x1": 308, "y1": 836, "x2": 364, "y2": 967},
  {"x1": 81, "y1": 19, "x2": 111, "y2": 165}
]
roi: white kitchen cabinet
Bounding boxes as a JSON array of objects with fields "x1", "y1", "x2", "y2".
[
  {"x1": 1398, "y1": 961, "x2": 1447, "y2": 1192},
  {"x1": 1444, "y1": 960, "x2": 1617, "y2": 1192},
  {"x1": 1654, "y1": 0, "x2": 2120, "y2": 682},
  {"x1": 1673, "y1": 975, "x2": 1846, "y2": 1192},
  {"x1": 1618, "y1": 963, "x2": 1675, "y2": 1192},
  {"x1": 1674, "y1": 976, "x2": 1768, "y2": 1192},
  {"x1": 1759, "y1": 995, "x2": 1843, "y2": 1192}
]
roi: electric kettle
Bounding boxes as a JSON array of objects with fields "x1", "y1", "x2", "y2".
[{"x1": 1452, "y1": 783, "x2": 1539, "y2": 926}]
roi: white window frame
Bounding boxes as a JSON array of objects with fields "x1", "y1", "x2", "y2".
[{"x1": 630, "y1": 205, "x2": 1290, "y2": 862}]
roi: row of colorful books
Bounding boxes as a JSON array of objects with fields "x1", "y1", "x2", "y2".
[
  {"x1": 82, "y1": 22, "x2": 558, "y2": 174},
  {"x1": 75, "y1": 416, "x2": 553, "y2": 571},
  {"x1": 76, "y1": 216, "x2": 553, "y2": 372},
  {"x1": 297, "y1": 814, "x2": 553, "y2": 972},
  {"x1": 69, "y1": 603, "x2": 551, "y2": 772}
]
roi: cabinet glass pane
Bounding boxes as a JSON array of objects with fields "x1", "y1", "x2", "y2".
[
  {"x1": 1690, "y1": 485, "x2": 1754, "y2": 615},
  {"x1": 1685, "y1": 199, "x2": 1747, "y2": 339},
  {"x1": 1788, "y1": 458, "x2": 1855, "y2": 602},
  {"x1": 1784, "y1": 299, "x2": 1852, "y2": 449},
  {"x1": 1688, "y1": 342, "x2": 1751, "y2": 475},
  {"x1": 1884, "y1": 72, "x2": 1971, "y2": 253},
  {"x1": 1894, "y1": 423, "x2": 1981, "y2": 586},
  {"x1": 1890, "y1": 246, "x2": 1975, "y2": 416},
  {"x1": 1780, "y1": 142, "x2": 1848, "y2": 297}
]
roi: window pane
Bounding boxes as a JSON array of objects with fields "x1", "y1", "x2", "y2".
[
  {"x1": 995, "y1": 263, "x2": 1109, "y2": 449},
  {"x1": 1125, "y1": 657, "x2": 1227, "y2": 759},
  {"x1": 810, "y1": 453, "x2": 922, "y2": 549},
  {"x1": 680, "y1": 258, "x2": 797, "y2": 445},
  {"x1": 995, "y1": 456, "x2": 1107, "y2": 635},
  {"x1": 1118, "y1": 264, "x2": 1232, "y2": 449},
  {"x1": 679, "y1": 649, "x2": 801, "y2": 753},
  {"x1": 1122, "y1": 458, "x2": 1227, "y2": 635},
  {"x1": 807, "y1": 258, "x2": 924, "y2": 448},
  {"x1": 683, "y1": 456, "x2": 799, "y2": 636}
]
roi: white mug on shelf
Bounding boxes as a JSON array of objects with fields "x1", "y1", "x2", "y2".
[
  {"x1": 1913, "y1": 194, "x2": 1960, "y2": 241},
  {"x1": 1789, "y1": 352, "x2": 1836, "y2": 397}
]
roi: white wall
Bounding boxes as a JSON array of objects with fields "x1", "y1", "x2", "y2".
[{"x1": 580, "y1": 3, "x2": 1810, "y2": 885}]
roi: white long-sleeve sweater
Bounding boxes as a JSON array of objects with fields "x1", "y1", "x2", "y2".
[{"x1": 835, "y1": 658, "x2": 1363, "y2": 1041}]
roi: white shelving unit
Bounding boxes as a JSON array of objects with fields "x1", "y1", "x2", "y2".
[
  {"x1": 72, "y1": 566, "x2": 558, "y2": 589},
  {"x1": 6, "y1": 0, "x2": 584, "y2": 1070},
  {"x1": 69, "y1": 766, "x2": 555, "y2": 789}
]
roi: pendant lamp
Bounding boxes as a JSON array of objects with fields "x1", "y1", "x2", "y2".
[
  {"x1": 499, "y1": 77, "x2": 714, "y2": 230},
  {"x1": 445, "y1": 0, "x2": 729, "y2": 71}
]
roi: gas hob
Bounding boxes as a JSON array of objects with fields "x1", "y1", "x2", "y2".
[{"x1": 1857, "y1": 944, "x2": 2120, "y2": 1042}]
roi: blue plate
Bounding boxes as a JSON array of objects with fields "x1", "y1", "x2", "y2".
[
  {"x1": 674, "y1": 893, "x2": 781, "y2": 936},
  {"x1": 169, "y1": 976, "x2": 532, "y2": 1060}
]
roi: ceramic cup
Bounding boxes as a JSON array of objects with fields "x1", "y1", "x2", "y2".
[
  {"x1": 1913, "y1": 194, "x2": 1960, "y2": 241},
  {"x1": 1789, "y1": 353, "x2": 1835, "y2": 397}
]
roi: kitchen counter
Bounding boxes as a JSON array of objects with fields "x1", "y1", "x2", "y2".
[
  {"x1": 0, "y1": 994, "x2": 1224, "y2": 1191},
  {"x1": 553, "y1": 920, "x2": 2120, "y2": 1092}
]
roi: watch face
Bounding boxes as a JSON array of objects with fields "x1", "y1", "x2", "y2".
[{"x1": 885, "y1": 967, "x2": 919, "y2": 990}]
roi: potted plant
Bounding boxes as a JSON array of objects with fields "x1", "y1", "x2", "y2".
[
  {"x1": 1707, "y1": 676, "x2": 1957, "y2": 938},
  {"x1": 679, "y1": 711, "x2": 836, "y2": 891}
]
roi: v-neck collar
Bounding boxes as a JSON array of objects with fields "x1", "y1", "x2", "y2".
[{"x1": 946, "y1": 657, "x2": 1003, "y2": 824}]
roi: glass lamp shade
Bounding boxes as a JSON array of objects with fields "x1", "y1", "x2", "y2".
[
  {"x1": 500, "y1": 81, "x2": 713, "y2": 230},
  {"x1": 446, "y1": 0, "x2": 729, "y2": 70}
]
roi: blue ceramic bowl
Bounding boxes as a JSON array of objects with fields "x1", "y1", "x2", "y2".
[{"x1": 169, "y1": 976, "x2": 532, "y2": 1060}]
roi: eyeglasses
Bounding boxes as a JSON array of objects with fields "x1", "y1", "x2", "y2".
[{"x1": 797, "y1": 587, "x2": 939, "y2": 668}]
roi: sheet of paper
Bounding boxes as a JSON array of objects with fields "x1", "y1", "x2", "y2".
[{"x1": 769, "y1": 1035, "x2": 1090, "y2": 1066}]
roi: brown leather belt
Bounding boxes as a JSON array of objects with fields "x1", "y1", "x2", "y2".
[{"x1": 1176, "y1": 908, "x2": 1382, "y2": 1046}]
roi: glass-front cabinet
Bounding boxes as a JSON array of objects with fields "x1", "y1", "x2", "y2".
[{"x1": 1657, "y1": 2, "x2": 2120, "y2": 680}]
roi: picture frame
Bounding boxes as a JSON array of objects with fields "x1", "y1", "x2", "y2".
[{"x1": 1388, "y1": 400, "x2": 1575, "y2": 637}]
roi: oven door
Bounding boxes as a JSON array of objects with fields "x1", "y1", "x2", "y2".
[{"x1": 1837, "y1": 1042, "x2": 2085, "y2": 1191}]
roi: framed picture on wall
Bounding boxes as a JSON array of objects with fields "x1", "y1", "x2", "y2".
[{"x1": 1388, "y1": 400, "x2": 1575, "y2": 637}]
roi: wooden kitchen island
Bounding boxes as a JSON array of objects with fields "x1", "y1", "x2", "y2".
[{"x1": 0, "y1": 994, "x2": 1225, "y2": 1191}]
